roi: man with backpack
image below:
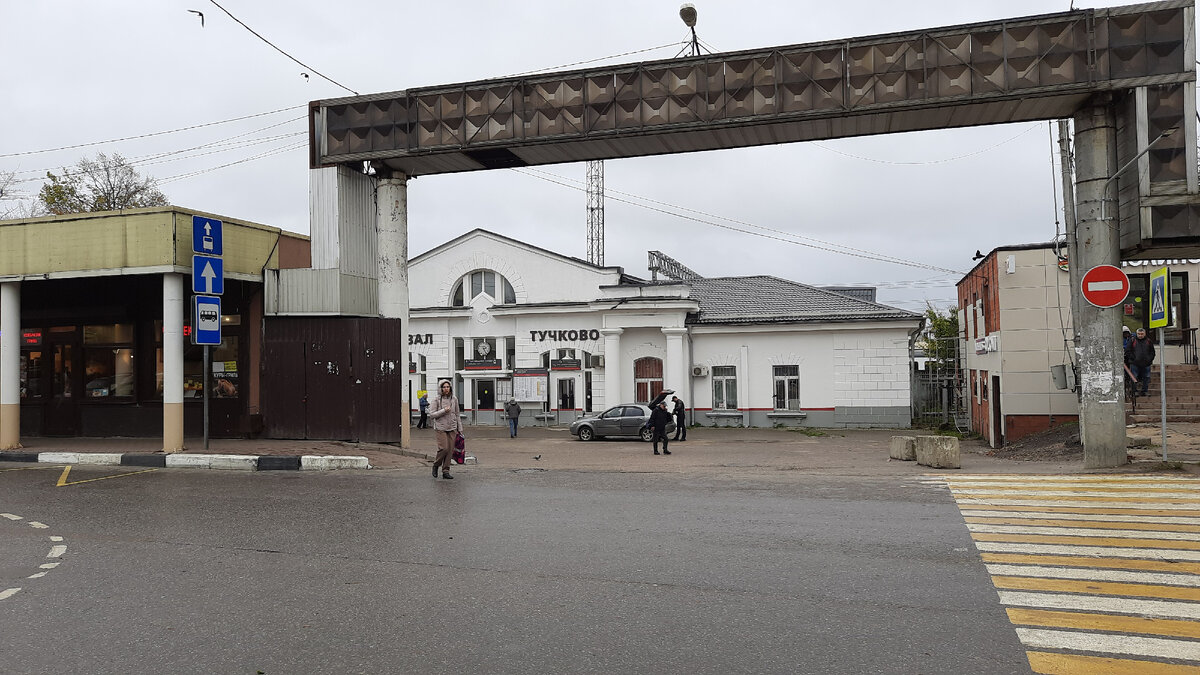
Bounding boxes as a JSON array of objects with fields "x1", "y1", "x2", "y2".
[{"x1": 1126, "y1": 327, "x2": 1156, "y2": 397}]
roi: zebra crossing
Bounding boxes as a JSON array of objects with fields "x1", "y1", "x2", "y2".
[{"x1": 930, "y1": 473, "x2": 1200, "y2": 673}]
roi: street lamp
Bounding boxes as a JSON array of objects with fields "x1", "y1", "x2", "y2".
[
  {"x1": 679, "y1": 4, "x2": 699, "y2": 57},
  {"x1": 1098, "y1": 126, "x2": 1178, "y2": 224}
]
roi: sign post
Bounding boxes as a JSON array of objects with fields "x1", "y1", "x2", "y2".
[
  {"x1": 191, "y1": 216, "x2": 224, "y2": 451},
  {"x1": 1080, "y1": 264, "x2": 1130, "y2": 308},
  {"x1": 1149, "y1": 266, "x2": 1170, "y2": 461}
]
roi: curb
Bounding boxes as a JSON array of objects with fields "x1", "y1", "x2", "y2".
[{"x1": 0, "y1": 451, "x2": 370, "y2": 471}]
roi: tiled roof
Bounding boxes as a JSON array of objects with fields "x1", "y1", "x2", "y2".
[{"x1": 684, "y1": 276, "x2": 919, "y2": 324}]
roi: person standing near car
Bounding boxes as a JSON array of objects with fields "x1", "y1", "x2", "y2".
[
  {"x1": 504, "y1": 398, "x2": 521, "y2": 438},
  {"x1": 671, "y1": 395, "x2": 687, "y2": 441},
  {"x1": 1126, "y1": 327, "x2": 1156, "y2": 397},
  {"x1": 649, "y1": 401, "x2": 673, "y2": 455},
  {"x1": 429, "y1": 380, "x2": 463, "y2": 479}
]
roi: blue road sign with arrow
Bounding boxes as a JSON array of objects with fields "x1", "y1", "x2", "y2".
[
  {"x1": 192, "y1": 254, "x2": 224, "y2": 295},
  {"x1": 192, "y1": 215, "x2": 223, "y2": 255}
]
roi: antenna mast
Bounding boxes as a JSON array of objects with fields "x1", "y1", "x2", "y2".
[{"x1": 586, "y1": 160, "x2": 605, "y2": 265}]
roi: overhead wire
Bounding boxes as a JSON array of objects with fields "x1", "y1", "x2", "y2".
[
  {"x1": 517, "y1": 167, "x2": 961, "y2": 275},
  {"x1": 521, "y1": 166, "x2": 962, "y2": 274},
  {"x1": 206, "y1": 0, "x2": 358, "y2": 95},
  {"x1": 504, "y1": 42, "x2": 687, "y2": 77}
]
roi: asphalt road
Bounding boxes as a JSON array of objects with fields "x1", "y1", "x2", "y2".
[{"x1": 0, "y1": 462, "x2": 1031, "y2": 674}]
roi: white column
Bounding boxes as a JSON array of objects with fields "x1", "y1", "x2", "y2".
[
  {"x1": 163, "y1": 273, "x2": 184, "y2": 452},
  {"x1": 601, "y1": 328, "x2": 623, "y2": 407},
  {"x1": 663, "y1": 327, "x2": 688, "y2": 397},
  {"x1": 377, "y1": 173, "x2": 411, "y2": 448},
  {"x1": 739, "y1": 344, "x2": 750, "y2": 427},
  {"x1": 1, "y1": 282, "x2": 20, "y2": 449}
]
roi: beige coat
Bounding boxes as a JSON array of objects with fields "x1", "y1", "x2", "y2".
[{"x1": 429, "y1": 393, "x2": 463, "y2": 433}]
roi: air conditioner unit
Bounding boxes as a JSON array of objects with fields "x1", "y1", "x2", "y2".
[
  {"x1": 691, "y1": 365, "x2": 709, "y2": 377},
  {"x1": 590, "y1": 354, "x2": 605, "y2": 368}
]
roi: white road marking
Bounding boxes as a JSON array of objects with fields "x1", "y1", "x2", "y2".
[
  {"x1": 26, "y1": 572, "x2": 47, "y2": 579},
  {"x1": 27, "y1": 521, "x2": 48, "y2": 529},
  {"x1": 975, "y1": 540, "x2": 1200, "y2": 561},
  {"x1": 49, "y1": 536, "x2": 63, "y2": 542},
  {"x1": 957, "y1": 498, "x2": 1200, "y2": 510},
  {"x1": 997, "y1": 590, "x2": 1200, "y2": 620},
  {"x1": 0, "y1": 588, "x2": 20, "y2": 600},
  {"x1": 951, "y1": 488, "x2": 1199, "y2": 499},
  {"x1": 960, "y1": 510, "x2": 1200, "y2": 525},
  {"x1": 1015, "y1": 627, "x2": 1200, "y2": 662},
  {"x1": 38, "y1": 563, "x2": 59, "y2": 569},
  {"x1": 47, "y1": 545, "x2": 66, "y2": 558},
  {"x1": 985, "y1": 563, "x2": 1200, "y2": 587},
  {"x1": 967, "y1": 523, "x2": 1200, "y2": 542},
  {"x1": 1, "y1": 513, "x2": 22, "y2": 521}
]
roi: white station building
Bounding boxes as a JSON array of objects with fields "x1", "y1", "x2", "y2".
[{"x1": 406, "y1": 229, "x2": 921, "y2": 429}]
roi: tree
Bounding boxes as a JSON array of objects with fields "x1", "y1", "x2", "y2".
[
  {"x1": 0, "y1": 170, "x2": 44, "y2": 219},
  {"x1": 37, "y1": 152, "x2": 168, "y2": 215},
  {"x1": 920, "y1": 303, "x2": 960, "y2": 371}
]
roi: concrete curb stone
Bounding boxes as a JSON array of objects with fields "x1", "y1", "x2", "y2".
[{"x1": 0, "y1": 451, "x2": 370, "y2": 472}]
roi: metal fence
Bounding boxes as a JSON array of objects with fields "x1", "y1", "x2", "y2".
[{"x1": 910, "y1": 336, "x2": 968, "y2": 431}]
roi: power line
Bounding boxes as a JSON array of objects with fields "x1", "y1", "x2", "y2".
[
  {"x1": 521, "y1": 167, "x2": 962, "y2": 274},
  {"x1": 504, "y1": 42, "x2": 687, "y2": 77},
  {"x1": 158, "y1": 140, "x2": 307, "y2": 185},
  {"x1": 0, "y1": 105, "x2": 304, "y2": 159},
  {"x1": 517, "y1": 168, "x2": 961, "y2": 274},
  {"x1": 206, "y1": 0, "x2": 358, "y2": 95}
]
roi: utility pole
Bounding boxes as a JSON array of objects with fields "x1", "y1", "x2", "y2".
[{"x1": 1058, "y1": 119, "x2": 1083, "y2": 437}]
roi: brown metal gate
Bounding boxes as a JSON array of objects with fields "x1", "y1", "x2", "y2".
[{"x1": 262, "y1": 317, "x2": 405, "y2": 442}]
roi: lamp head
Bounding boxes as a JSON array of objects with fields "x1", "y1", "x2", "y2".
[{"x1": 679, "y1": 4, "x2": 697, "y2": 27}]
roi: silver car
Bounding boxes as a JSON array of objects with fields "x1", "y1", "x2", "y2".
[{"x1": 569, "y1": 403, "x2": 676, "y2": 442}]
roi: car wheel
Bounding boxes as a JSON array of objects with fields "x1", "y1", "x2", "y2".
[
  {"x1": 578, "y1": 426, "x2": 594, "y2": 441},
  {"x1": 640, "y1": 427, "x2": 653, "y2": 442}
]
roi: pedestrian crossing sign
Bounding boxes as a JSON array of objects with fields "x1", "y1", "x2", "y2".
[{"x1": 1149, "y1": 266, "x2": 1169, "y2": 329}]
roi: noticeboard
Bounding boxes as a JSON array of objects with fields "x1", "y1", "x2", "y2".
[{"x1": 513, "y1": 368, "x2": 548, "y2": 402}]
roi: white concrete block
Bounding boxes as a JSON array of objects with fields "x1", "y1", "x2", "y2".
[
  {"x1": 38, "y1": 452, "x2": 123, "y2": 465},
  {"x1": 890, "y1": 437, "x2": 917, "y2": 461},
  {"x1": 165, "y1": 455, "x2": 214, "y2": 469},
  {"x1": 301, "y1": 455, "x2": 370, "y2": 470},
  {"x1": 916, "y1": 436, "x2": 961, "y2": 469}
]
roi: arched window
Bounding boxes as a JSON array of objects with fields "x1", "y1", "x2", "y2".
[
  {"x1": 450, "y1": 270, "x2": 516, "y2": 307},
  {"x1": 634, "y1": 357, "x2": 663, "y2": 404}
]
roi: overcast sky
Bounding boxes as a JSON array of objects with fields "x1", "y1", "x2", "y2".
[{"x1": 0, "y1": 0, "x2": 1159, "y2": 312}]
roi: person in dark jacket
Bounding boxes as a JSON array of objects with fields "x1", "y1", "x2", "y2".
[
  {"x1": 1126, "y1": 327, "x2": 1156, "y2": 396},
  {"x1": 417, "y1": 393, "x2": 429, "y2": 429},
  {"x1": 648, "y1": 402, "x2": 673, "y2": 455},
  {"x1": 504, "y1": 398, "x2": 521, "y2": 438},
  {"x1": 671, "y1": 396, "x2": 687, "y2": 441}
]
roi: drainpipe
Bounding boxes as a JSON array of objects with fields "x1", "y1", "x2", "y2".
[{"x1": 687, "y1": 331, "x2": 695, "y2": 427}]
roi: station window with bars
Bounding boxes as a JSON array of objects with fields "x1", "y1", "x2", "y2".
[
  {"x1": 772, "y1": 365, "x2": 800, "y2": 411},
  {"x1": 712, "y1": 366, "x2": 737, "y2": 410}
]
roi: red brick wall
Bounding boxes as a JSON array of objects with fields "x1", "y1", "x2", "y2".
[
  {"x1": 1004, "y1": 415, "x2": 1078, "y2": 444},
  {"x1": 957, "y1": 255, "x2": 999, "y2": 337}
]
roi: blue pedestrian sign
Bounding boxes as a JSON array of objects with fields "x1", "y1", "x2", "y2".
[
  {"x1": 192, "y1": 255, "x2": 224, "y2": 295},
  {"x1": 193, "y1": 296, "x2": 222, "y2": 345},
  {"x1": 1149, "y1": 266, "x2": 1170, "y2": 329},
  {"x1": 192, "y1": 216, "x2": 223, "y2": 255}
]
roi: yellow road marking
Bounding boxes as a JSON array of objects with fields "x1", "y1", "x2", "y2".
[
  {"x1": 992, "y1": 575, "x2": 1200, "y2": 602},
  {"x1": 965, "y1": 517, "x2": 1200, "y2": 533},
  {"x1": 1027, "y1": 650, "x2": 1200, "y2": 674},
  {"x1": 958, "y1": 504, "x2": 1200, "y2": 517},
  {"x1": 1008, "y1": 609, "x2": 1200, "y2": 640},
  {"x1": 55, "y1": 465, "x2": 158, "y2": 487},
  {"x1": 955, "y1": 493, "x2": 1200, "y2": 504},
  {"x1": 972, "y1": 532, "x2": 1200, "y2": 550},
  {"x1": 0, "y1": 465, "x2": 65, "y2": 473},
  {"x1": 953, "y1": 485, "x2": 1199, "y2": 493},
  {"x1": 980, "y1": 552, "x2": 1200, "y2": 575}
]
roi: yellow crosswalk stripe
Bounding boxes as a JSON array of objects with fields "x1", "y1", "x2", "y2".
[
  {"x1": 1027, "y1": 650, "x2": 1200, "y2": 674},
  {"x1": 965, "y1": 517, "x2": 1200, "y2": 533},
  {"x1": 934, "y1": 474, "x2": 1200, "y2": 668},
  {"x1": 1008, "y1": 609, "x2": 1200, "y2": 640},
  {"x1": 992, "y1": 575, "x2": 1200, "y2": 602},
  {"x1": 971, "y1": 532, "x2": 1200, "y2": 551},
  {"x1": 961, "y1": 504, "x2": 1200, "y2": 517}
]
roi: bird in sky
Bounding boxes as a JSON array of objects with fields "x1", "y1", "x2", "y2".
[
  {"x1": 301, "y1": 72, "x2": 310, "y2": 82},
  {"x1": 187, "y1": 10, "x2": 204, "y2": 27}
]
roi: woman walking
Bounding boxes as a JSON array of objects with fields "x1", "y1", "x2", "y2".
[{"x1": 429, "y1": 380, "x2": 463, "y2": 479}]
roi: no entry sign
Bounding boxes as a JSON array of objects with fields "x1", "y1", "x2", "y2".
[{"x1": 1080, "y1": 264, "x2": 1130, "y2": 308}]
